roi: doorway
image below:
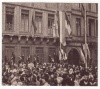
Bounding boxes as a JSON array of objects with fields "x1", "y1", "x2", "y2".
[{"x1": 68, "y1": 48, "x2": 81, "y2": 65}]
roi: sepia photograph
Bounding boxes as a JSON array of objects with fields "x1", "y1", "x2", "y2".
[{"x1": 2, "y1": 2, "x2": 98, "y2": 86}]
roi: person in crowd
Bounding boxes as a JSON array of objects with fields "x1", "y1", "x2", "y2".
[
  {"x1": 2, "y1": 54, "x2": 98, "y2": 86},
  {"x1": 11, "y1": 52, "x2": 15, "y2": 64}
]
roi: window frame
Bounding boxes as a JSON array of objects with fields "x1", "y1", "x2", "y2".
[
  {"x1": 5, "y1": 6, "x2": 15, "y2": 31},
  {"x1": 48, "y1": 13, "x2": 54, "y2": 35},
  {"x1": 76, "y1": 18, "x2": 81, "y2": 36},
  {"x1": 21, "y1": 9, "x2": 29, "y2": 32},
  {"x1": 35, "y1": 11, "x2": 43, "y2": 34}
]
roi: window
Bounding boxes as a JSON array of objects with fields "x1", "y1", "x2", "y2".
[
  {"x1": 76, "y1": 18, "x2": 81, "y2": 36},
  {"x1": 88, "y1": 19, "x2": 95, "y2": 36},
  {"x1": 35, "y1": 47, "x2": 44, "y2": 59},
  {"x1": 74, "y1": 3, "x2": 81, "y2": 9},
  {"x1": 21, "y1": 9, "x2": 29, "y2": 32},
  {"x1": 96, "y1": 4, "x2": 98, "y2": 12},
  {"x1": 5, "y1": 46, "x2": 15, "y2": 60},
  {"x1": 5, "y1": 7, "x2": 14, "y2": 31},
  {"x1": 96, "y1": 20, "x2": 98, "y2": 37},
  {"x1": 35, "y1": 12, "x2": 42, "y2": 34},
  {"x1": 21, "y1": 47, "x2": 30, "y2": 61},
  {"x1": 48, "y1": 14, "x2": 54, "y2": 35},
  {"x1": 88, "y1": 3, "x2": 91, "y2": 11}
]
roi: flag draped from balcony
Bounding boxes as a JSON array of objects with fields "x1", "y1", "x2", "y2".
[
  {"x1": 65, "y1": 12, "x2": 72, "y2": 35},
  {"x1": 59, "y1": 11, "x2": 67, "y2": 61},
  {"x1": 31, "y1": 14, "x2": 37, "y2": 34},
  {"x1": 55, "y1": 11, "x2": 60, "y2": 37},
  {"x1": 83, "y1": 43, "x2": 91, "y2": 61},
  {"x1": 52, "y1": 11, "x2": 60, "y2": 37},
  {"x1": 81, "y1": 3, "x2": 85, "y2": 17},
  {"x1": 81, "y1": 3, "x2": 91, "y2": 68}
]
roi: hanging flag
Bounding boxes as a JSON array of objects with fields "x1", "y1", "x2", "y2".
[
  {"x1": 59, "y1": 11, "x2": 67, "y2": 61},
  {"x1": 79, "y1": 48, "x2": 85, "y2": 63},
  {"x1": 83, "y1": 43, "x2": 91, "y2": 63},
  {"x1": 65, "y1": 12, "x2": 72, "y2": 35},
  {"x1": 55, "y1": 11, "x2": 60, "y2": 37},
  {"x1": 32, "y1": 14, "x2": 37, "y2": 33},
  {"x1": 81, "y1": 3, "x2": 85, "y2": 17}
]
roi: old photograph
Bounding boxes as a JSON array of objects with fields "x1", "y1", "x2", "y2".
[{"x1": 2, "y1": 3, "x2": 98, "y2": 86}]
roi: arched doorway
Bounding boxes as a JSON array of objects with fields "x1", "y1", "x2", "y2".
[{"x1": 68, "y1": 48, "x2": 81, "y2": 65}]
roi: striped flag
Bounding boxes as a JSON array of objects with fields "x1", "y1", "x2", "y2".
[
  {"x1": 55, "y1": 11, "x2": 60, "y2": 37},
  {"x1": 59, "y1": 11, "x2": 67, "y2": 61},
  {"x1": 81, "y1": 3, "x2": 85, "y2": 17},
  {"x1": 83, "y1": 43, "x2": 91, "y2": 64},
  {"x1": 32, "y1": 14, "x2": 37, "y2": 33},
  {"x1": 65, "y1": 12, "x2": 72, "y2": 35},
  {"x1": 80, "y1": 48, "x2": 85, "y2": 63}
]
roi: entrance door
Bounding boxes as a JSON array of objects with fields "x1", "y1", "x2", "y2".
[
  {"x1": 5, "y1": 46, "x2": 15, "y2": 60},
  {"x1": 35, "y1": 47, "x2": 44, "y2": 61},
  {"x1": 48, "y1": 48, "x2": 56, "y2": 57},
  {"x1": 21, "y1": 47, "x2": 30, "y2": 62},
  {"x1": 68, "y1": 49, "x2": 80, "y2": 65}
]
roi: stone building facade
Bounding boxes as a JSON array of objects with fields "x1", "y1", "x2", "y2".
[{"x1": 2, "y1": 3, "x2": 98, "y2": 66}]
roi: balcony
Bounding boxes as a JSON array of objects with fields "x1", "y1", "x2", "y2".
[
  {"x1": 66, "y1": 36, "x2": 97, "y2": 43},
  {"x1": 5, "y1": 23, "x2": 14, "y2": 31},
  {"x1": 48, "y1": 27, "x2": 53, "y2": 37}
]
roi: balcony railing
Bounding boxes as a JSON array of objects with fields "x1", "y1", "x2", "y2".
[
  {"x1": 5, "y1": 23, "x2": 14, "y2": 31},
  {"x1": 66, "y1": 36, "x2": 97, "y2": 43},
  {"x1": 48, "y1": 27, "x2": 53, "y2": 36}
]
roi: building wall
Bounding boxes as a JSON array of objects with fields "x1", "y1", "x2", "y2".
[{"x1": 2, "y1": 3, "x2": 98, "y2": 65}]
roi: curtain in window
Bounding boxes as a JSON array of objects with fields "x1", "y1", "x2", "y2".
[
  {"x1": 91, "y1": 20, "x2": 95, "y2": 36},
  {"x1": 35, "y1": 18, "x2": 42, "y2": 33},
  {"x1": 25, "y1": 16, "x2": 29, "y2": 32},
  {"x1": 21, "y1": 16, "x2": 24, "y2": 32},
  {"x1": 38, "y1": 20, "x2": 42, "y2": 33},
  {"x1": 5, "y1": 47, "x2": 15, "y2": 60}
]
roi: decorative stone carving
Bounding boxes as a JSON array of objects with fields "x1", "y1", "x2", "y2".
[
  {"x1": 33, "y1": 37, "x2": 36, "y2": 43},
  {"x1": 53, "y1": 38, "x2": 56, "y2": 43},
  {"x1": 40, "y1": 38, "x2": 43, "y2": 43},
  {"x1": 18, "y1": 36, "x2": 21, "y2": 42},
  {"x1": 46, "y1": 38, "x2": 49, "y2": 43},
  {"x1": 10, "y1": 36, "x2": 13, "y2": 42},
  {"x1": 26, "y1": 36, "x2": 29, "y2": 43}
]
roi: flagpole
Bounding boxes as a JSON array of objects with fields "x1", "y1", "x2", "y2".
[
  {"x1": 84, "y1": 4, "x2": 87, "y2": 68},
  {"x1": 85, "y1": 4, "x2": 87, "y2": 44},
  {"x1": 57, "y1": 3, "x2": 61, "y2": 63}
]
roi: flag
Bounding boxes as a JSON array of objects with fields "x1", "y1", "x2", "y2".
[
  {"x1": 59, "y1": 11, "x2": 67, "y2": 61},
  {"x1": 55, "y1": 11, "x2": 60, "y2": 37},
  {"x1": 65, "y1": 12, "x2": 72, "y2": 35},
  {"x1": 52, "y1": 11, "x2": 60, "y2": 37},
  {"x1": 81, "y1": 3, "x2": 85, "y2": 17},
  {"x1": 32, "y1": 14, "x2": 37, "y2": 33},
  {"x1": 79, "y1": 48, "x2": 85, "y2": 63},
  {"x1": 83, "y1": 43, "x2": 91, "y2": 64}
]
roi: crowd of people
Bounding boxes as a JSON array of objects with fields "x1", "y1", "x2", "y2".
[{"x1": 2, "y1": 52, "x2": 98, "y2": 86}]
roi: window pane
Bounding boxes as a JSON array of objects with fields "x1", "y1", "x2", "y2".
[
  {"x1": 21, "y1": 16, "x2": 25, "y2": 32},
  {"x1": 21, "y1": 47, "x2": 30, "y2": 61},
  {"x1": 21, "y1": 10, "x2": 29, "y2": 32},
  {"x1": 48, "y1": 14, "x2": 54, "y2": 35},
  {"x1": 25, "y1": 17, "x2": 29, "y2": 32},
  {"x1": 35, "y1": 12, "x2": 42, "y2": 34},
  {"x1": 49, "y1": 48, "x2": 56, "y2": 57},
  {"x1": 76, "y1": 18, "x2": 81, "y2": 36},
  {"x1": 89, "y1": 19, "x2": 95, "y2": 36},
  {"x1": 5, "y1": 7, "x2": 14, "y2": 31},
  {"x1": 5, "y1": 46, "x2": 15, "y2": 60},
  {"x1": 35, "y1": 47, "x2": 44, "y2": 59}
]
